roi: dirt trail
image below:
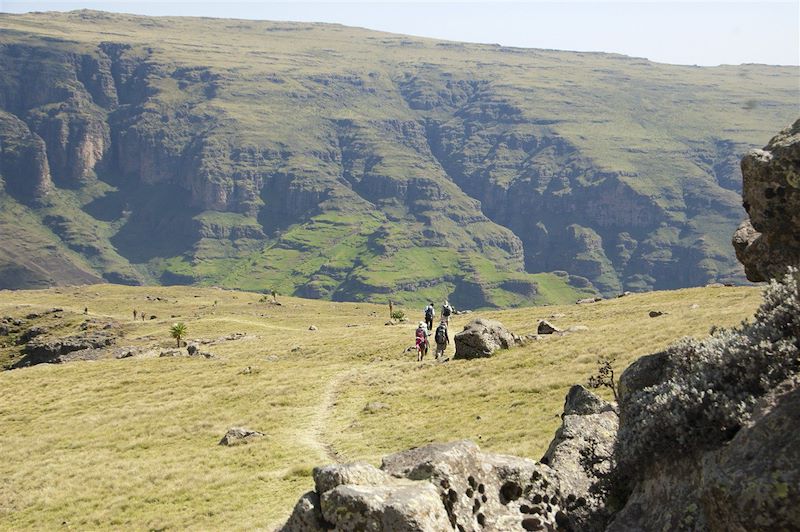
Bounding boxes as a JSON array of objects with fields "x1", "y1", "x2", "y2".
[{"x1": 298, "y1": 369, "x2": 355, "y2": 463}]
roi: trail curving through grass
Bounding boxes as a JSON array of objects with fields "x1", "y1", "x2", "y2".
[{"x1": 299, "y1": 368, "x2": 357, "y2": 464}]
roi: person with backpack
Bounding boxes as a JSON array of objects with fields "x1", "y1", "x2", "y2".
[
  {"x1": 441, "y1": 300, "x2": 453, "y2": 325},
  {"x1": 415, "y1": 321, "x2": 429, "y2": 362},
  {"x1": 424, "y1": 302, "x2": 435, "y2": 331},
  {"x1": 434, "y1": 320, "x2": 449, "y2": 359}
]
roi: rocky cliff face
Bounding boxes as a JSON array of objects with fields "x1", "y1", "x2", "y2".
[
  {"x1": 0, "y1": 11, "x2": 796, "y2": 306},
  {"x1": 0, "y1": 110, "x2": 52, "y2": 200},
  {"x1": 733, "y1": 119, "x2": 800, "y2": 282}
]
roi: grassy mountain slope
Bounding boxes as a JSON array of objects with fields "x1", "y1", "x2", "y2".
[
  {"x1": 0, "y1": 283, "x2": 761, "y2": 528},
  {"x1": 0, "y1": 10, "x2": 797, "y2": 306}
]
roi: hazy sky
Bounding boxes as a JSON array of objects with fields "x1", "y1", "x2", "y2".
[{"x1": 2, "y1": 1, "x2": 799, "y2": 66}]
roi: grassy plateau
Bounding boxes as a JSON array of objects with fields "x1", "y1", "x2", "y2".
[{"x1": 0, "y1": 282, "x2": 761, "y2": 529}]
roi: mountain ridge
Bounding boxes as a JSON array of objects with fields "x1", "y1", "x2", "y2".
[{"x1": 0, "y1": 10, "x2": 797, "y2": 307}]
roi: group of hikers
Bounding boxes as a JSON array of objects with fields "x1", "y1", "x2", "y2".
[{"x1": 415, "y1": 301, "x2": 453, "y2": 362}]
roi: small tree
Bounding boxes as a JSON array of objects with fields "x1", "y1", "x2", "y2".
[
  {"x1": 587, "y1": 356, "x2": 619, "y2": 403},
  {"x1": 170, "y1": 322, "x2": 187, "y2": 347}
]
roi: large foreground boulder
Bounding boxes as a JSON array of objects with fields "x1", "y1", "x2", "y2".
[
  {"x1": 733, "y1": 118, "x2": 800, "y2": 282},
  {"x1": 454, "y1": 318, "x2": 521, "y2": 359},
  {"x1": 609, "y1": 377, "x2": 800, "y2": 531},
  {"x1": 610, "y1": 269, "x2": 800, "y2": 531}
]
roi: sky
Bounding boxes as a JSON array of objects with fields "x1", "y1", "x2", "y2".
[{"x1": 1, "y1": 1, "x2": 799, "y2": 66}]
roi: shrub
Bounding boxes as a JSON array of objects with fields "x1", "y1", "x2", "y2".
[
  {"x1": 587, "y1": 356, "x2": 619, "y2": 403},
  {"x1": 170, "y1": 322, "x2": 187, "y2": 348},
  {"x1": 616, "y1": 268, "x2": 800, "y2": 476},
  {"x1": 390, "y1": 309, "x2": 405, "y2": 320}
]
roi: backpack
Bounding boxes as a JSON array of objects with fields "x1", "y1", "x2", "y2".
[
  {"x1": 416, "y1": 327, "x2": 426, "y2": 341},
  {"x1": 442, "y1": 305, "x2": 452, "y2": 317},
  {"x1": 425, "y1": 306, "x2": 434, "y2": 320},
  {"x1": 435, "y1": 324, "x2": 447, "y2": 344}
]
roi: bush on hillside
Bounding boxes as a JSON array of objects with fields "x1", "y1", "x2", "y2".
[
  {"x1": 390, "y1": 309, "x2": 405, "y2": 320},
  {"x1": 616, "y1": 268, "x2": 800, "y2": 475}
]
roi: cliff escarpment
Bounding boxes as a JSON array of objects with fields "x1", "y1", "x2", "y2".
[{"x1": 0, "y1": 10, "x2": 796, "y2": 306}]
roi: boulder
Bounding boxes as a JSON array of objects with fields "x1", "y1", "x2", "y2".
[
  {"x1": 218, "y1": 427, "x2": 264, "y2": 446},
  {"x1": 616, "y1": 350, "x2": 672, "y2": 402},
  {"x1": 382, "y1": 441, "x2": 567, "y2": 531},
  {"x1": 733, "y1": 118, "x2": 800, "y2": 282},
  {"x1": 647, "y1": 310, "x2": 664, "y2": 318},
  {"x1": 453, "y1": 318, "x2": 520, "y2": 359},
  {"x1": 610, "y1": 267, "x2": 800, "y2": 531},
  {"x1": 609, "y1": 381, "x2": 800, "y2": 531},
  {"x1": 313, "y1": 462, "x2": 394, "y2": 494},
  {"x1": 320, "y1": 483, "x2": 451, "y2": 531},
  {"x1": 541, "y1": 386, "x2": 618, "y2": 531},
  {"x1": 701, "y1": 378, "x2": 800, "y2": 531},
  {"x1": 283, "y1": 439, "x2": 600, "y2": 532},
  {"x1": 537, "y1": 320, "x2": 561, "y2": 335},
  {"x1": 283, "y1": 491, "x2": 327, "y2": 532},
  {"x1": 606, "y1": 456, "x2": 706, "y2": 531}
]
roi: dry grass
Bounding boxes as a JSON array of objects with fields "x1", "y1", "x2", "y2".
[{"x1": 0, "y1": 283, "x2": 761, "y2": 529}]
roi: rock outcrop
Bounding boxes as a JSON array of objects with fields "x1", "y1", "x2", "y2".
[
  {"x1": 15, "y1": 331, "x2": 116, "y2": 367},
  {"x1": 609, "y1": 268, "x2": 800, "y2": 531},
  {"x1": 609, "y1": 376, "x2": 800, "y2": 531},
  {"x1": 733, "y1": 119, "x2": 800, "y2": 281},
  {"x1": 453, "y1": 318, "x2": 521, "y2": 359},
  {"x1": 540, "y1": 386, "x2": 617, "y2": 531},
  {"x1": 283, "y1": 387, "x2": 618, "y2": 532}
]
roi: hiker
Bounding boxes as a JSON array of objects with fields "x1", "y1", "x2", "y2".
[
  {"x1": 133, "y1": 309, "x2": 137, "y2": 320},
  {"x1": 442, "y1": 300, "x2": 453, "y2": 325},
  {"x1": 424, "y1": 302, "x2": 435, "y2": 331},
  {"x1": 434, "y1": 320, "x2": 449, "y2": 359},
  {"x1": 415, "y1": 321, "x2": 429, "y2": 362},
  {"x1": 389, "y1": 300, "x2": 393, "y2": 320}
]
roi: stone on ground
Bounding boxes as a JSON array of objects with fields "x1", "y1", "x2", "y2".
[
  {"x1": 218, "y1": 427, "x2": 264, "y2": 446},
  {"x1": 453, "y1": 318, "x2": 520, "y2": 359}
]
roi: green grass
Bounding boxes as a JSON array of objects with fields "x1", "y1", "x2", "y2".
[{"x1": 0, "y1": 282, "x2": 762, "y2": 529}]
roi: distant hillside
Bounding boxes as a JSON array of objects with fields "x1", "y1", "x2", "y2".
[{"x1": 0, "y1": 10, "x2": 796, "y2": 307}]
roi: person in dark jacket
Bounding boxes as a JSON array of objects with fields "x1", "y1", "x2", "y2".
[{"x1": 434, "y1": 320, "x2": 450, "y2": 359}]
